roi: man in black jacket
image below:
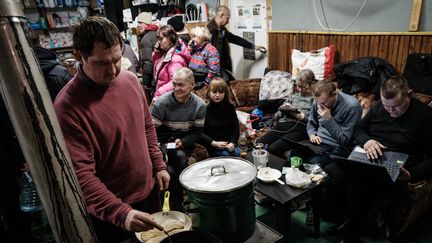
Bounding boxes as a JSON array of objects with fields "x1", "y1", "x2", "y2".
[
  {"x1": 136, "y1": 12, "x2": 158, "y2": 90},
  {"x1": 29, "y1": 30, "x2": 72, "y2": 101},
  {"x1": 207, "y1": 5, "x2": 266, "y2": 72}
]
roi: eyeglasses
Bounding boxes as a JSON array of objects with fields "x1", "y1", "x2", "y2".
[{"x1": 295, "y1": 83, "x2": 309, "y2": 89}]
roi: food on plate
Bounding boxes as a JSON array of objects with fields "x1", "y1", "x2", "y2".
[{"x1": 140, "y1": 219, "x2": 185, "y2": 241}]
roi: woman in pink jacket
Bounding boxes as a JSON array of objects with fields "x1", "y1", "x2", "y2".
[{"x1": 152, "y1": 25, "x2": 191, "y2": 101}]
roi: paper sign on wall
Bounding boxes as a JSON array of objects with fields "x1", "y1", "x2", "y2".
[{"x1": 243, "y1": 32, "x2": 255, "y2": 60}]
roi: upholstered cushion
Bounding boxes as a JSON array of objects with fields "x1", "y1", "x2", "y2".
[{"x1": 229, "y1": 78, "x2": 261, "y2": 110}]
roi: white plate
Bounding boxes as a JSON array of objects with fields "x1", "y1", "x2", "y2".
[{"x1": 257, "y1": 167, "x2": 282, "y2": 183}]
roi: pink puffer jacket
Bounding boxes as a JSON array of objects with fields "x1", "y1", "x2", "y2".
[{"x1": 152, "y1": 40, "x2": 191, "y2": 100}]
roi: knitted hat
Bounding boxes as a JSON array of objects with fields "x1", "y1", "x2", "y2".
[
  {"x1": 136, "y1": 12, "x2": 152, "y2": 24},
  {"x1": 167, "y1": 15, "x2": 185, "y2": 32}
]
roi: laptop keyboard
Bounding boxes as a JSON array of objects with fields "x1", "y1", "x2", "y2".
[
  {"x1": 298, "y1": 140, "x2": 329, "y2": 154},
  {"x1": 349, "y1": 151, "x2": 402, "y2": 181}
]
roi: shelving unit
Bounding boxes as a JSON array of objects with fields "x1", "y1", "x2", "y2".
[{"x1": 23, "y1": 0, "x2": 104, "y2": 53}]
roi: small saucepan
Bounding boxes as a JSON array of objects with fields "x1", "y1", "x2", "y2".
[{"x1": 135, "y1": 191, "x2": 192, "y2": 243}]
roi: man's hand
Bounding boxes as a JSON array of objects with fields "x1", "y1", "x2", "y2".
[
  {"x1": 155, "y1": 170, "x2": 170, "y2": 191},
  {"x1": 124, "y1": 209, "x2": 159, "y2": 232},
  {"x1": 175, "y1": 139, "x2": 183, "y2": 149},
  {"x1": 363, "y1": 139, "x2": 387, "y2": 160},
  {"x1": 212, "y1": 141, "x2": 228, "y2": 149},
  {"x1": 398, "y1": 167, "x2": 411, "y2": 181},
  {"x1": 317, "y1": 104, "x2": 331, "y2": 120},
  {"x1": 310, "y1": 134, "x2": 321, "y2": 144},
  {"x1": 255, "y1": 45, "x2": 267, "y2": 53}
]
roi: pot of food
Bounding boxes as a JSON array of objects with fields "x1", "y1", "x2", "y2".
[
  {"x1": 136, "y1": 191, "x2": 192, "y2": 243},
  {"x1": 179, "y1": 157, "x2": 257, "y2": 242}
]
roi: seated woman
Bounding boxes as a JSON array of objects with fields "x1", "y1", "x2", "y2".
[
  {"x1": 152, "y1": 25, "x2": 191, "y2": 101},
  {"x1": 256, "y1": 69, "x2": 317, "y2": 158},
  {"x1": 200, "y1": 78, "x2": 240, "y2": 157},
  {"x1": 187, "y1": 26, "x2": 220, "y2": 89}
]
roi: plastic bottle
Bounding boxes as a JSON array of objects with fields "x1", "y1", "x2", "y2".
[{"x1": 19, "y1": 172, "x2": 43, "y2": 213}]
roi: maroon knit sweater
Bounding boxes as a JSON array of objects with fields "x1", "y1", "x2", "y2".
[{"x1": 54, "y1": 69, "x2": 166, "y2": 228}]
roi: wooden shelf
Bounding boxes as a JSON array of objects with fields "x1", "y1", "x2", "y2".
[{"x1": 44, "y1": 7, "x2": 77, "y2": 12}]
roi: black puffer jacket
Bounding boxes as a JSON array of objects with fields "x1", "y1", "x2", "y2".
[
  {"x1": 34, "y1": 47, "x2": 71, "y2": 100},
  {"x1": 334, "y1": 57, "x2": 396, "y2": 97},
  {"x1": 139, "y1": 29, "x2": 158, "y2": 88}
]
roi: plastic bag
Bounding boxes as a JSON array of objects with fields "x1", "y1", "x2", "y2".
[
  {"x1": 291, "y1": 45, "x2": 335, "y2": 81},
  {"x1": 303, "y1": 163, "x2": 327, "y2": 184},
  {"x1": 285, "y1": 167, "x2": 312, "y2": 188}
]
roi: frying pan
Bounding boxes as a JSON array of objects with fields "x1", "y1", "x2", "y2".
[{"x1": 135, "y1": 191, "x2": 192, "y2": 243}]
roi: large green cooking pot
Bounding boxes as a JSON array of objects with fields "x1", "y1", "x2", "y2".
[{"x1": 179, "y1": 157, "x2": 257, "y2": 242}]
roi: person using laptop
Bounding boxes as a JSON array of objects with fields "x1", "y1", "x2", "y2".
[
  {"x1": 332, "y1": 76, "x2": 432, "y2": 243},
  {"x1": 288, "y1": 79, "x2": 362, "y2": 168},
  {"x1": 257, "y1": 69, "x2": 317, "y2": 158}
]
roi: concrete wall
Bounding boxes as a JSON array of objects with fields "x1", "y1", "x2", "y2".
[{"x1": 272, "y1": 0, "x2": 432, "y2": 32}]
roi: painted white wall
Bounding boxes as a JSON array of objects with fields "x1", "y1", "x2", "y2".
[{"x1": 228, "y1": 0, "x2": 268, "y2": 80}]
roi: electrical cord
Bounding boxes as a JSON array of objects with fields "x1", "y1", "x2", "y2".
[
  {"x1": 312, "y1": 0, "x2": 367, "y2": 31},
  {"x1": 268, "y1": 116, "x2": 303, "y2": 134}
]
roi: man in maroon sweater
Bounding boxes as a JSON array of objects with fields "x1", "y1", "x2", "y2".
[{"x1": 54, "y1": 17, "x2": 170, "y2": 243}]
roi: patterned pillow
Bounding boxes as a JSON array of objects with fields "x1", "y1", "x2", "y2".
[{"x1": 259, "y1": 70, "x2": 294, "y2": 101}]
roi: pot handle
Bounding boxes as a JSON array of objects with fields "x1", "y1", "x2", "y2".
[{"x1": 210, "y1": 165, "x2": 227, "y2": 176}]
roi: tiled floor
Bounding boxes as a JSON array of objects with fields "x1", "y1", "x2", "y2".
[{"x1": 256, "y1": 204, "x2": 432, "y2": 243}]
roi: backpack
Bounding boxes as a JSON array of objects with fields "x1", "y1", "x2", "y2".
[{"x1": 334, "y1": 57, "x2": 396, "y2": 97}]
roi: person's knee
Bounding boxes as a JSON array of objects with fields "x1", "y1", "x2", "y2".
[
  {"x1": 268, "y1": 144, "x2": 286, "y2": 158},
  {"x1": 213, "y1": 149, "x2": 231, "y2": 157},
  {"x1": 231, "y1": 147, "x2": 240, "y2": 157}
]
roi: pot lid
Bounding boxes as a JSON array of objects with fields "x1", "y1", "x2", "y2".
[{"x1": 180, "y1": 157, "x2": 257, "y2": 193}]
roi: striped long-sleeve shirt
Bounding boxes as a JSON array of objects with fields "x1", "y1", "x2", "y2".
[
  {"x1": 188, "y1": 41, "x2": 220, "y2": 84},
  {"x1": 151, "y1": 91, "x2": 206, "y2": 149}
]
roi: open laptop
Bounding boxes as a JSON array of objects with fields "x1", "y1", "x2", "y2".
[
  {"x1": 330, "y1": 146, "x2": 409, "y2": 182},
  {"x1": 280, "y1": 137, "x2": 331, "y2": 155}
]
